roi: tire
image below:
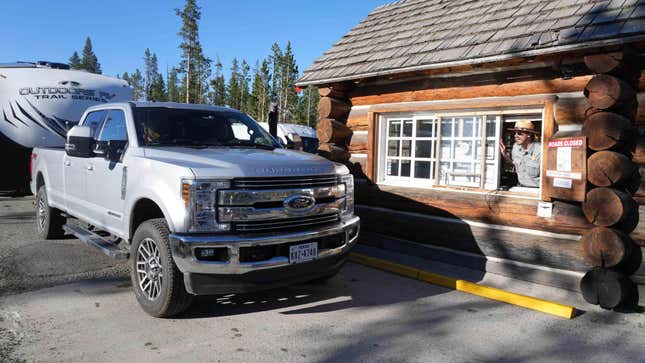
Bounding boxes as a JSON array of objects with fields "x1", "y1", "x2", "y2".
[
  {"x1": 130, "y1": 218, "x2": 193, "y2": 317},
  {"x1": 35, "y1": 186, "x2": 65, "y2": 239}
]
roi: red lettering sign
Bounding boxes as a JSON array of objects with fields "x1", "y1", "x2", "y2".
[{"x1": 547, "y1": 138, "x2": 584, "y2": 148}]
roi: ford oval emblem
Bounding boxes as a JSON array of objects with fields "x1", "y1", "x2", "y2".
[{"x1": 284, "y1": 195, "x2": 315, "y2": 213}]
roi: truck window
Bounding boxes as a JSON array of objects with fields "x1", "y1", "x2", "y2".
[
  {"x1": 83, "y1": 110, "x2": 108, "y2": 139},
  {"x1": 98, "y1": 110, "x2": 128, "y2": 142}
]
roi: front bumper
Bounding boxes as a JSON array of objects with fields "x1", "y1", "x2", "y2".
[{"x1": 170, "y1": 216, "x2": 360, "y2": 276}]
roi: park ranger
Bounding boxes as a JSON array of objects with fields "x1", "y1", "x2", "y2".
[{"x1": 500, "y1": 120, "x2": 541, "y2": 188}]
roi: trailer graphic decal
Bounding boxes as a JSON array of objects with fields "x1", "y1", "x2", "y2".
[
  {"x1": 24, "y1": 99, "x2": 68, "y2": 138},
  {"x1": 2, "y1": 109, "x2": 16, "y2": 127}
]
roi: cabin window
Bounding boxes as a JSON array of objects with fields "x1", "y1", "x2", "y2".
[{"x1": 378, "y1": 110, "x2": 543, "y2": 195}]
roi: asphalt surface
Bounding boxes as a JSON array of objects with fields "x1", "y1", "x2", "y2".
[{"x1": 2, "y1": 196, "x2": 645, "y2": 362}]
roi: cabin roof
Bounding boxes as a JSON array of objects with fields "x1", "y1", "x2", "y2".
[{"x1": 297, "y1": 0, "x2": 645, "y2": 86}]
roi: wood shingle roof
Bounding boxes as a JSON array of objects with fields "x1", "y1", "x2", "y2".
[{"x1": 297, "y1": 0, "x2": 645, "y2": 86}]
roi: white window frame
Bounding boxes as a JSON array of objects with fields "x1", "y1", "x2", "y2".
[{"x1": 376, "y1": 108, "x2": 544, "y2": 198}]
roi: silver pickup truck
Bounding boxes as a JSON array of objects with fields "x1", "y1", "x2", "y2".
[{"x1": 30, "y1": 102, "x2": 360, "y2": 317}]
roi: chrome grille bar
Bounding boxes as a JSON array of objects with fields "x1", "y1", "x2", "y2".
[
  {"x1": 234, "y1": 214, "x2": 339, "y2": 232},
  {"x1": 218, "y1": 185, "x2": 345, "y2": 206},
  {"x1": 218, "y1": 200, "x2": 343, "y2": 222},
  {"x1": 232, "y1": 175, "x2": 337, "y2": 189}
]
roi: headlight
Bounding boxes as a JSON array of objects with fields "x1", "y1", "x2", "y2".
[
  {"x1": 339, "y1": 174, "x2": 354, "y2": 218},
  {"x1": 181, "y1": 179, "x2": 231, "y2": 233}
]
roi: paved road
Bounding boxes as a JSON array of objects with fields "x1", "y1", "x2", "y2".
[{"x1": 2, "y1": 196, "x2": 645, "y2": 362}]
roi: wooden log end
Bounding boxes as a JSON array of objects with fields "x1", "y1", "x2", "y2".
[
  {"x1": 580, "y1": 268, "x2": 636, "y2": 309},
  {"x1": 580, "y1": 227, "x2": 632, "y2": 268}
]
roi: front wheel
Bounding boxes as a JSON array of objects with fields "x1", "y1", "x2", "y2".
[
  {"x1": 130, "y1": 218, "x2": 193, "y2": 317},
  {"x1": 35, "y1": 186, "x2": 65, "y2": 239}
]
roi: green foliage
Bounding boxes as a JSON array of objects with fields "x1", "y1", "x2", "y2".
[
  {"x1": 68, "y1": 52, "x2": 81, "y2": 70},
  {"x1": 208, "y1": 57, "x2": 226, "y2": 106},
  {"x1": 167, "y1": 67, "x2": 182, "y2": 102},
  {"x1": 175, "y1": 0, "x2": 210, "y2": 103},
  {"x1": 122, "y1": 69, "x2": 144, "y2": 101},
  {"x1": 80, "y1": 37, "x2": 101, "y2": 74}
]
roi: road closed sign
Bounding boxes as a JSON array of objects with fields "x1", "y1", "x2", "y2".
[{"x1": 544, "y1": 136, "x2": 586, "y2": 202}]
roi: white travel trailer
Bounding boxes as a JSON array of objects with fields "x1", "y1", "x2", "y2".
[{"x1": 0, "y1": 61, "x2": 131, "y2": 193}]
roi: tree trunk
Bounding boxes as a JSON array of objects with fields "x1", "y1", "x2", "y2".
[
  {"x1": 317, "y1": 119, "x2": 353, "y2": 144},
  {"x1": 583, "y1": 74, "x2": 637, "y2": 110},
  {"x1": 318, "y1": 142, "x2": 350, "y2": 162},
  {"x1": 587, "y1": 151, "x2": 636, "y2": 187},
  {"x1": 318, "y1": 97, "x2": 352, "y2": 121},
  {"x1": 582, "y1": 187, "x2": 638, "y2": 228},
  {"x1": 581, "y1": 112, "x2": 633, "y2": 151},
  {"x1": 580, "y1": 227, "x2": 634, "y2": 268}
]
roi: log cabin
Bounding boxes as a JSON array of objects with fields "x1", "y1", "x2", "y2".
[{"x1": 296, "y1": 0, "x2": 645, "y2": 307}]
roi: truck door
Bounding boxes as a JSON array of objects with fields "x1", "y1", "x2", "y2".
[
  {"x1": 84, "y1": 109, "x2": 129, "y2": 236},
  {"x1": 64, "y1": 110, "x2": 107, "y2": 217}
]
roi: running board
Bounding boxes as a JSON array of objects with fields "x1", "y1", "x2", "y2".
[{"x1": 63, "y1": 224, "x2": 129, "y2": 260}]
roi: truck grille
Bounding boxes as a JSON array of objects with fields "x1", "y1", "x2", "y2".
[
  {"x1": 232, "y1": 175, "x2": 337, "y2": 189},
  {"x1": 233, "y1": 213, "x2": 339, "y2": 233}
]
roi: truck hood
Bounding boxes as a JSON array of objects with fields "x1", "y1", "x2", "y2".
[{"x1": 142, "y1": 147, "x2": 345, "y2": 178}]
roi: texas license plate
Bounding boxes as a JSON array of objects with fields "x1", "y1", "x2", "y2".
[{"x1": 289, "y1": 242, "x2": 318, "y2": 264}]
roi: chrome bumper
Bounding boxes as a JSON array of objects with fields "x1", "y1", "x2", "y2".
[{"x1": 170, "y1": 216, "x2": 360, "y2": 274}]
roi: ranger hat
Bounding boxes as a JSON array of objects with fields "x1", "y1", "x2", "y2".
[{"x1": 508, "y1": 120, "x2": 539, "y2": 134}]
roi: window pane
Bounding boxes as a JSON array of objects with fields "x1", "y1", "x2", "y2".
[
  {"x1": 416, "y1": 140, "x2": 432, "y2": 158},
  {"x1": 460, "y1": 117, "x2": 475, "y2": 138},
  {"x1": 440, "y1": 140, "x2": 452, "y2": 159},
  {"x1": 84, "y1": 110, "x2": 108, "y2": 139},
  {"x1": 414, "y1": 161, "x2": 432, "y2": 179},
  {"x1": 486, "y1": 140, "x2": 496, "y2": 160},
  {"x1": 486, "y1": 115, "x2": 498, "y2": 136},
  {"x1": 416, "y1": 119, "x2": 433, "y2": 137},
  {"x1": 388, "y1": 140, "x2": 400, "y2": 156},
  {"x1": 401, "y1": 160, "x2": 411, "y2": 177},
  {"x1": 402, "y1": 120, "x2": 413, "y2": 137},
  {"x1": 98, "y1": 110, "x2": 128, "y2": 141},
  {"x1": 387, "y1": 159, "x2": 399, "y2": 176},
  {"x1": 440, "y1": 119, "x2": 453, "y2": 137},
  {"x1": 402, "y1": 140, "x2": 411, "y2": 157},
  {"x1": 389, "y1": 121, "x2": 401, "y2": 137},
  {"x1": 454, "y1": 141, "x2": 474, "y2": 161}
]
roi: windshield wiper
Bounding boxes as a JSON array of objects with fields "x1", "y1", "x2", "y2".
[{"x1": 220, "y1": 140, "x2": 276, "y2": 150}]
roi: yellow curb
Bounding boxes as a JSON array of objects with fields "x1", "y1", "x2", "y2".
[{"x1": 348, "y1": 252, "x2": 576, "y2": 319}]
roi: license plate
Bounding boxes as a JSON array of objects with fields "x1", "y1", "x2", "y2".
[{"x1": 289, "y1": 242, "x2": 318, "y2": 264}]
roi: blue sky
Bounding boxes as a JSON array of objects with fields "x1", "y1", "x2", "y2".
[{"x1": 2, "y1": 0, "x2": 385, "y2": 79}]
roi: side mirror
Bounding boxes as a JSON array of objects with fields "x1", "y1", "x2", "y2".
[{"x1": 65, "y1": 126, "x2": 93, "y2": 158}]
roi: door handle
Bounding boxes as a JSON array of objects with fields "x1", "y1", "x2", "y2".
[
  {"x1": 86, "y1": 164, "x2": 94, "y2": 171},
  {"x1": 64, "y1": 160, "x2": 71, "y2": 166}
]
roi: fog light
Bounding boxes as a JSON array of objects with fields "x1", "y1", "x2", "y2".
[{"x1": 195, "y1": 247, "x2": 229, "y2": 262}]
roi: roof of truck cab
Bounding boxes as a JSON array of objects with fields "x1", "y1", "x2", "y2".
[{"x1": 85, "y1": 102, "x2": 239, "y2": 113}]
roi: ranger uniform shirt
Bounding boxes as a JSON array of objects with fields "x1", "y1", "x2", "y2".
[{"x1": 511, "y1": 141, "x2": 541, "y2": 187}]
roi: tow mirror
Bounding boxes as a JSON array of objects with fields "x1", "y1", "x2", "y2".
[{"x1": 65, "y1": 126, "x2": 93, "y2": 158}]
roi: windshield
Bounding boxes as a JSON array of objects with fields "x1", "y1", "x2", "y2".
[{"x1": 132, "y1": 107, "x2": 281, "y2": 149}]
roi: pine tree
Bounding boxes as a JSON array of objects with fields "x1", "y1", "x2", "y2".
[
  {"x1": 208, "y1": 57, "x2": 226, "y2": 106},
  {"x1": 167, "y1": 67, "x2": 182, "y2": 102},
  {"x1": 69, "y1": 52, "x2": 81, "y2": 69},
  {"x1": 280, "y1": 42, "x2": 299, "y2": 122},
  {"x1": 226, "y1": 58, "x2": 242, "y2": 110},
  {"x1": 143, "y1": 48, "x2": 154, "y2": 100},
  {"x1": 295, "y1": 85, "x2": 320, "y2": 127},
  {"x1": 80, "y1": 37, "x2": 101, "y2": 74},
  {"x1": 126, "y1": 69, "x2": 144, "y2": 101},
  {"x1": 239, "y1": 60, "x2": 250, "y2": 112},
  {"x1": 175, "y1": 0, "x2": 210, "y2": 104},
  {"x1": 248, "y1": 59, "x2": 271, "y2": 121}
]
